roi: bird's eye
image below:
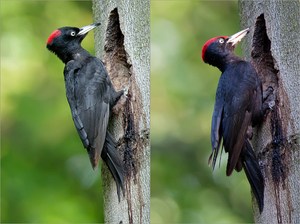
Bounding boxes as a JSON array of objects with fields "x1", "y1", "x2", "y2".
[
  {"x1": 70, "y1": 31, "x2": 76, "y2": 37},
  {"x1": 219, "y1": 38, "x2": 225, "y2": 44}
]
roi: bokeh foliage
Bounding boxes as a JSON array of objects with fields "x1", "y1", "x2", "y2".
[{"x1": 2, "y1": 0, "x2": 254, "y2": 223}]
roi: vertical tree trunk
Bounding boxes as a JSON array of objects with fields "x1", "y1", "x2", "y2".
[
  {"x1": 239, "y1": 0, "x2": 300, "y2": 223},
  {"x1": 92, "y1": 1, "x2": 150, "y2": 223}
]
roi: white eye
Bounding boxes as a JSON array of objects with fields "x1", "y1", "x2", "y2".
[
  {"x1": 219, "y1": 38, "x2": 224, "y2": 44},
  {"x1": 70, "y1": 31, "x2": 76, "y2": 36}
]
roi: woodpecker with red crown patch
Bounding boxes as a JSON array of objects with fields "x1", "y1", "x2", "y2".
[
  {"x1": 202, "y1": 28, "x2": 272, "y2": 213},
  {"x1": 47, "y1": 23, "x2": 124, "y2": 200}
]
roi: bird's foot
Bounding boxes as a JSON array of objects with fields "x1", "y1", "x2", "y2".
[
  {"x1": 263, "y1": 86, "x2": 274, "y2": 101},
  {"x1": 111, "y1": 86, "x2": 130, "y2": 115},
  {"x1": 263, "y1": 86, "x2": 275, "y2": 115}
]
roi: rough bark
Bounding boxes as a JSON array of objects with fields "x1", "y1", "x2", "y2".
[
  {"x1": 239, "y1": 0, "x2": 300, "y2": 223},
  {"x1": 92, "y1": 1, "x2": 150, "y2": 223}
]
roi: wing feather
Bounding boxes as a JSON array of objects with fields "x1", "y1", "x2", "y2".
[
  {"x1": 65, "y1": 58, "x2": 111, "y2": 167},
  {"x1": 209, "y1": 86, "x2": 224, "y2": 169},
  {"x1": 211, "y1": 61, "x2": 259, "y2": 175}
]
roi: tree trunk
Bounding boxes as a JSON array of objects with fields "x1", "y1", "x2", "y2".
[
  {"x1": 239, "y1": 0, "x2": 300, "y2": 223},
  {"x1": 92, "y1": 1, "x2": 150, "y2": 223}
]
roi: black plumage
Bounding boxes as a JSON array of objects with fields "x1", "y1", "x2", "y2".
[
  {"x1": 202, "y1": 28, "x2": 264, "y2": 212},
  {"x1": 47, "y1": 23, "x2": 124, "y2": 200}
]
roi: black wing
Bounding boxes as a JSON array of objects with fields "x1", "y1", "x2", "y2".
[
  {"x1": 209, "y1": 83, "x2": 224, "y2": 169},
  {"x1": 64, "y1": 58, "x2": 111, "y2": 168},
  {"x1": 210, "y1": 61, "x2": 260, "y2": 175}
]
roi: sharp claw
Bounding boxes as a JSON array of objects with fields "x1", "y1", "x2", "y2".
[
  {"x1": 263, "y1": 86, "x2": 274, "y2": 100},
  {"x1": 262, "y1": 85, "x2": 275, "y2": 113}
]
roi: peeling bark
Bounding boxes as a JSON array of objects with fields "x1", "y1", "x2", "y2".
[
  {"x1": 92, "y1": 1, "x2": 150, "y2": 223},
  {"x1": 239, "y1": 0, "x2": 300, "y2": 223}
]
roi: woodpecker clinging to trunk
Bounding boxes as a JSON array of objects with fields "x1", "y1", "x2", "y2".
[
  {"x1": 202, "y1": 28, "x2": 270, "y2": 213},
  {"x1": 46, "y1": 23, "x2": 124, "y2": 200}
]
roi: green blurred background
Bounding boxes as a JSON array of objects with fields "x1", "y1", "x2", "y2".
[{"x1": 1, "y1": 0, "x2": 254, "y2": 223}]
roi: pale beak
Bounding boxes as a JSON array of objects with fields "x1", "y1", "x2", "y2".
[
  {"x1": 78, "y1": 23, "x2": 101, "y2": 36},
  {"x1": 227, "y1": 28, "x2": 249, "y2": 46}
]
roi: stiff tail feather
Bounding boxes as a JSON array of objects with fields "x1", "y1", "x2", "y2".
[
  {"x1": 101, "y1": 131, "x2": 125, "y2": 201},
  {"x1": 242, "y1": 140, "x2": 264, "y2": 213}
]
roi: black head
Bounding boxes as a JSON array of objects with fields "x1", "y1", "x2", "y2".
[
  {"x1": 201, "y1": 28, "x2": 249, "y2": 71},
  {"x1": 46, "y1": 23, "x2": 100, "y2": 63}
]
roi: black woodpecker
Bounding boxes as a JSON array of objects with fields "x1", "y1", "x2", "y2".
[
  {"x1": 47, "y1": 23, "x2": 124, "y2": 200},
  {"x1": 202, "y1": 28, "x2": 267, "y2": 213}
]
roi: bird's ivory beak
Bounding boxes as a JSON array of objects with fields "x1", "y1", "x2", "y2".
[
  {"x1": 227, "y1": 28, "x2": 249, "y2": 46},
  {"x1": 78, "y1": 23, "x2": 101, "y2": 36}
]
